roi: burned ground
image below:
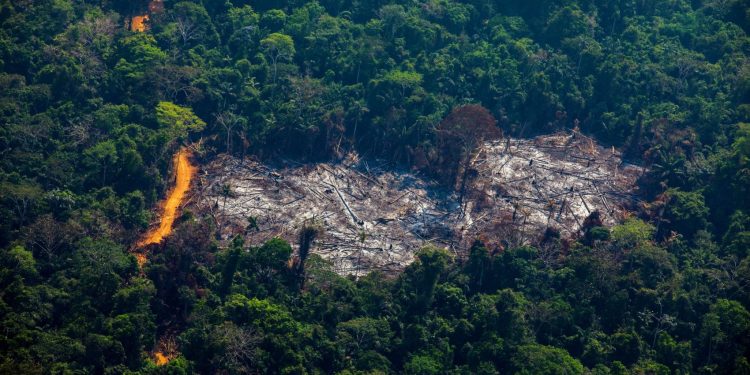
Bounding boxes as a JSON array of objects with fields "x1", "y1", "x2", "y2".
[{"x1": 194, "y1": 131, "x2": 643, "y2": 275}]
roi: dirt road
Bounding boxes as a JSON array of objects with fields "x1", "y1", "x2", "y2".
[{"x1": 138, "y1": 148, "x2": 196, "y2": 247}]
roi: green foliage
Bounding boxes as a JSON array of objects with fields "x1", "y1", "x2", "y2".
[
  {"x1": 665, "y1": 190, "x2": 710, "y2": 238},
  {"x1": 611, "y1": 218, "x2": 655, "y2": 249},
  {"x1": 218, "y1": 236, "x2": 244, "y2": 297},
  {"x1": 698, "y1": 299, "x2": 750, "y2": 372},
  {"x1": 2, "y1": 246, "x2": 38, "y2": 280},
  {"x1": 733, "y1": 123, "x2": 750, "y2": 165},
  {"x1": 511, "y1": 344, "x2": 584, "y2": 375},
  {"x1": 403, "y1": 353, "x2": 443, "y2": 374},
  {"x1": 336, "y1": 317, "x2": 393, "y2": 358},
  {"x1": 401, "y1": 246, "x2": 451, "y2": 312},
  {"x1": 1, "y1": 0, "x2": 750, "y2": 373},
  {"x1": 155, "y1": 101, "x2": 206, "y2": 143},
  {"x1": 260, "y1": 32, "x2": 295, "y2": 83}
]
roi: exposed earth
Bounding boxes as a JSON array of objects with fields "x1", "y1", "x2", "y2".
[{"x1": 194, "y1": 131, "x2": 643, "y2": 275}]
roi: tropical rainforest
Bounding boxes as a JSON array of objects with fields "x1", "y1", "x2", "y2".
[{"x1": 1, "y1": 0, "x2": 750, "y2": 373}]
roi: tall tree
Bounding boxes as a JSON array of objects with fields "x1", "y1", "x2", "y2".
[{"x1": 433, "y1": 104, "x2": 502, "y2": 200}]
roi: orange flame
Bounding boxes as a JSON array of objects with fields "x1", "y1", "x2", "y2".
[
  {"x1": 154, "y1": 352, "x2": 169, "y2": 366},
  {"x1": 131, "y1": 15, "x2": 149, "y2": 32}
]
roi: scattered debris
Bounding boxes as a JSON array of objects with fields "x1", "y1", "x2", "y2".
[{"x1": 195, "y1": 131, "x2": 643, "y2": 275}]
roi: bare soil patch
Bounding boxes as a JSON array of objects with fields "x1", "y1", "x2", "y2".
[{"x1": 195, "y1": 131, "x2": 643, "y2": 275}]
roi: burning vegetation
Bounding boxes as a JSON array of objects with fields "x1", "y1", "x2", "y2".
[{"x1": 129, "y1": 0, "x2": 164, "y2": 32}]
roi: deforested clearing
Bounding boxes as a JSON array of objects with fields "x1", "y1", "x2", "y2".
[{"x1": 196, "y1": 131, "x2": 643, "y2": 275}]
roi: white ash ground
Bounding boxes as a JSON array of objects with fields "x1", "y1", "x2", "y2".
[{"x1": 195, "y1": 131, "x2": 643, "y2": 275}]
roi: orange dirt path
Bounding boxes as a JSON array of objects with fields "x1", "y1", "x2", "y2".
[{"x1": 138, "y1": 148, "x2": 196, "y2": 248}]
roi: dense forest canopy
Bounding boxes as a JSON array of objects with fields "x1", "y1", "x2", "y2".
[{"x1": 1, "y1": 0, "x2": 750, "y2": 373}]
